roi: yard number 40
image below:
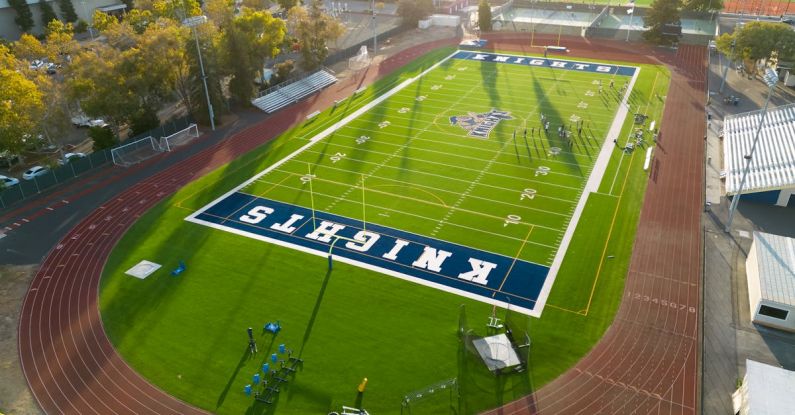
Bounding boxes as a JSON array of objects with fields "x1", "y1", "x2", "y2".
[{"x1": 330, "y1": 152, "x2": 346, "y2": 163}]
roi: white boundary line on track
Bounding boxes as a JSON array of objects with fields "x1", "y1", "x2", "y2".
[
  {"x1": 187, "y1": 50, "x2": 641, "y2": 318},
  {"x1": 531, "y1": 62, "x2": 642, "y2": 317}
]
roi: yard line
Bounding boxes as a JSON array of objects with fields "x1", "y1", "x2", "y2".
[
  {"x1": 322, "y1": 62, "x2": 517, "y2": 212},
  {"x1": 261, "y1": 164, "x2": 576, "y2": 209},
  {"x1": 326, "y1": 132, "x2": 596, "y2": 171},
  {"x1": 298, "y1": 149, "x2": 585, "y2": 192},
  {"x1": 254, "y1": 175, "x2": 566, "y2": 234}
]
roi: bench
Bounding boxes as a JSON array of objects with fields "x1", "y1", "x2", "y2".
[
  {"x1": 354, "y1": 87, "x2": 366, "y2": 95},
  {"x1": 306, "y1": 111, "x2": 320, "y2": 120},
  {"x1": 649, "y1": 121, "x2": 656, "y2": 132}
]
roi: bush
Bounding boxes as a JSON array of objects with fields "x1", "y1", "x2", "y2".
[
  {"x1": 273, "y1": 59, "x2": 294, "y2": 83},
  {"x1": 74, "y1": 19, "x2": 88, "y2": 33},
  {"x1": 90, "y1": 126, "x2": 118, "y2": 151},
  {"x1": 129, "y1": 107, "x2": 160, "y2": 137}
]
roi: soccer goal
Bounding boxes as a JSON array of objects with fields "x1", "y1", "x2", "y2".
[
  {"x1": 157, "y1": 123, "x2": 199, "y2": 152},
  {"x1": 111, "y1": 136, "x2": 161, "y2": 167}
]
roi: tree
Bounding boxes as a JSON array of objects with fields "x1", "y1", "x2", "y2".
[
  {"x1": 288, "y1": 0, "x2": 345, "y2": 70},
  {"x1": 89, "y1": 126, "x2": 118, "y2": 150},
  {"x1": 151, "y1": 0, "x2": 202, "y2": 21},
  {"x1": 716, "y1": 22, "x2": 795, "y2": 74},
  {"x1": 397, "y1": 0, "x2": 434, "y2": 28},
  {"x1": 8, "y1": 0, "x2": 34, "y2": 33},
  {"x1": 44, "y1": 20, "x2": 79, "y2": 64},
  {"x1": 642, "y1": 0, "x2": 681, "y2": 46},
  {"x1": 277, "y1": 0, "x2": 298, "y2": 11},
  {"x1": 0, "y1": 45, "x2": 44, "y2": 155},
  {"x1": 58, "y1": 0, "x2": 78, "y2": 23},
  {"x1": 40, "y1": 1, "x2": 60, "y2": 27},
  {"x1": 205, "y1": 0, "x2": 236, "y2": 27},
  {"x1": 129, "y1": 105, "x2": 160, "y2": 136},
  {"x1": 681, "y1": 0, "x2": 723, "y2": 11},
  {"x1": 12, "y1": 34, "x2": 47, "y2": 61},
  {"x1": 223, "y1": 7, "x2": 286, "y2": 103},
  {"x1": 478, "y1": 0, "x2": 492, "y2": 32},
  {"x1": 126, "y1": 9, "x2": 155, "y2": 34}
]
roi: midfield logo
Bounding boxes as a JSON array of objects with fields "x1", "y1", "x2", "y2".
[{"x1": 450, "y1": 109, "x2": 513, "y2": 139}]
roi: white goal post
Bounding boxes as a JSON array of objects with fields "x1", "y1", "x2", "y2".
[
  {"x1": 111, "y1": 136, "x2": 160, "y2": 167},
  {"x1": 158, "y1": 123, "x2": 199, "y2": 152}
]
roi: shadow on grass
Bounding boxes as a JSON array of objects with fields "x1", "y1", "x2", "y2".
[
  {"x1": 299, "y1": 267, "x2": 333, "y2": 357},
  {"x1": 217, "y1": 346, "x2": 253, "y2": 409}
]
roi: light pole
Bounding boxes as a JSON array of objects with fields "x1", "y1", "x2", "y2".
[
  {"x1": 182, "y1": 15, "x2": 215, "y2": 131},
  {"x1": 371, "y1": 0, "x2": 377, "y2": 54},
  {"x1": 724, "y1": 68, "x2": 779, "y2": 232},
  {"x1": 625, "y1": 7, "x2": 634, "y2": 42},
  {"x1": 719, "y1": 39, "x2": 735, "y2": 94}
]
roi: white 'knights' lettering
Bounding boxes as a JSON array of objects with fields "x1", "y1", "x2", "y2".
[
  {"x1": 596, "y1": 65, "x2": 612, "y2": 72},
  {"x1": 513, "y1": 58, "x2": 525, "y2": 64},
  {"x1": 344, "y1": 231, "x2": 380, "y2": 252},
  {"x1": 457, "y1": 258, "x2": 498, "y2": 285},
  {"x1": 550, "y1": 61, "x2": 567, "y2": 68},
  {"x1": 270, "y1": 214, "x2": 304, "y2": 234},
  {"x1": 412, "y1": 247, "x2": 452, "y2": 272},
  {"x1": 304, "y1": 221, "x2": 346, "y2": 243},
  {"x1": 493, "y1": 55, "x2": 511, "y2": 62},
  {"x1": 573, "y1": 63, "x2": 590, "y2": 70},
  {"x1": 529, "y1": 59, "x2": 545, "y2": 66},
  {"x1": 240, "y1": 206, "x2": 273, "y2": 224},
  {"x1": 473, "y1": 54, "x2": 488, "y2": 60},
  {"x1": 383, "y1": 239, "x2": 409, "y2": 260}
]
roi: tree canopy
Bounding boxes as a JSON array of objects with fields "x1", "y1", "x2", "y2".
[
  {"x1": 0, "y1": 45, "x2": 44, "y2": 154},
  {"x1": 715, "y1": 21, "x2": 795, "y2": 74},
  {"x1": 8, "y1": 0, "x2": 35, "y2": 33},
  {"x1": 397, "y1": 0, "x2": 434, "y2": 28},
  {"x1": 288, "y1": 0, "x2": 345, "y2": 71},
  {"x1": 58, "y1": 0, "x2": 78, "y2": 23},
  {"x1": 642, "y1": 0, "x2": 681, "y2": 46}
]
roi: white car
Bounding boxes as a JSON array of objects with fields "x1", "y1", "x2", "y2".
[
  {"x1": 708, "y1": 40, "x2": 717, "y2": 51},
  {"x1": 29, "y1": 59, "x2": 45, "y2": 70},
  {"x1": 88, "y1": 119, "x2": 108, "y2": 128},
  {"x1": 22, "y1": 166, "x2": 49, "y2": 180},
  {"x1": 0, "y1": 175, "x2": 20, "y2": 187},
  {"x1": 71, "y1": 114, "x2": 91, "y2": 127},
  {"x1": 60, "y1": 152, "x2": 86, "y2": 165}
]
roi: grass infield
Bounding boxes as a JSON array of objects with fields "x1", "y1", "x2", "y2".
[{"x1": 100, "y1": 47, "x2": 669, "y2": 414}]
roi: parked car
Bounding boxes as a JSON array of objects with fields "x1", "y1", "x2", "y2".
[
  {"x1": 46, "y1": 62, "x2": 60, "y2": 74},
  {"x1": 71, "y1": 114, "x2": 108, "y2": 128},
  {"x1": 0, "y1": 175, "x2": 20, "y2": 188},
  {"x1": 88, "y1": 119, "x2": 109, "y2": 128},
  {"x1": 29, "y1": 59, "x2": 45, "y2": 70},
  {"x1": 60, "y1": 152, "x2": 86, "y2": 165},
  {"x1": 22, "y1": 166, "x2": 49, "y2": 180},
  {"x1": 708, "y1": 40, "x2": 717, "y2": 51}
]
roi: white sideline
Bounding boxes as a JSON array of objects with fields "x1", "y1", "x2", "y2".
[{"x1": 532, "y1": 64, "x2": 641, "y2": 318}]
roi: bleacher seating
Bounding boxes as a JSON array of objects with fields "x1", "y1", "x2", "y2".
[{"x1": 252, "y1": 70, "x2": 338, "y2": 113}]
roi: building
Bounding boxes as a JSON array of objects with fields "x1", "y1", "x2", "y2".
[
  {"x1": 723, "y1": 102, "x2": 795, "y2": 207},
  {"x1": 0, "y1": 0, "x2": 125, "y2": 41},
  {"x1": 733, "y1": 359, "x2": 795, "y2": 415},
  {"x1": 745, "y1": 231, "x2": 795, "y2": 333}
]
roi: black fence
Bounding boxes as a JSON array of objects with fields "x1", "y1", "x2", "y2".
[
  {"x1": 0, "y1": 115, "x2": 194, "y2": 210},
  {"x1": 325, "y1": 24, "x2": 410, "y2": 67}
]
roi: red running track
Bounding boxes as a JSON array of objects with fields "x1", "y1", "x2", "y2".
[{"x1": 18, "y1": 35, "x2": 705, "y2": 414}]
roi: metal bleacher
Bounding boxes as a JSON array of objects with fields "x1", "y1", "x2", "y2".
[{"x1": 251, "y1": 70, "x2": 338, "y2": 113}]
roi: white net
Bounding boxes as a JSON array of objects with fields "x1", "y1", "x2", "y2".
[
  {"x1": 158, "y1": 123, "x2": 199, "y2": 152},
  {"x1": 348, "y1": 45, "x2": 371, "y2": 71},
  {"x1": 111, "y1": 136, "x2": 162, "y2": 167}
]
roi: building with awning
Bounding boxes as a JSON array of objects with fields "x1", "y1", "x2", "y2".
[
  {"x1": 733, "y1": 359, "x2": 795, "y2": 415},
  {"x1": 723, "y1": 102, "x2": 795, "y2": 207},
  {"x1": 746, "y1": 231, "x2": 795, "y2": 333}
]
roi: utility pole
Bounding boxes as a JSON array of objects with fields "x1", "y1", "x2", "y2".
[
  {"x1": 725, "y1": 69, "x2": 779, "y2": 232},
  {"x1": 183, "y1": 16, "x2": 215, "y2": 131}
]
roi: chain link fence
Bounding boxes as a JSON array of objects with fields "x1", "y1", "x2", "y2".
[{"x1": 0, "y1": 115, "x2": 194, "y2": 210}]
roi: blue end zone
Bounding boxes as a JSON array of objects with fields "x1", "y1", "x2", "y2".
[
  {"x1": 453, "y1": 51, "x2": 637, "y2": 77},
  {"x1": 191, "y1": 192, "x2": 550, "y2": 313}
]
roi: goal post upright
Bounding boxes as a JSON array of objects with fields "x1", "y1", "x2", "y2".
[{"x1": 361, "y1": 173, "x2": 366, "y2": 232}]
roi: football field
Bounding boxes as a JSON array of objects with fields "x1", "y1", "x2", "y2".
[{"x1": 188, "y1": 51, "x2": 639, "y2": 316}]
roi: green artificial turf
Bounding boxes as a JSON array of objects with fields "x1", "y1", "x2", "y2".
[{"x1": 100, "y1": 48, "x2": 670, "y2": 415}]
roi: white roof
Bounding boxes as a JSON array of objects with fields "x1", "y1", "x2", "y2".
[
  {"x1": 723, "y1": 103, "x2": 795, "y2": 195},
  {"x1": 752, "y1": 231, "x2": 795, "y2": 307},
  {"x1": 744, "y1": 359, "x2": 795, "y2": 414}
]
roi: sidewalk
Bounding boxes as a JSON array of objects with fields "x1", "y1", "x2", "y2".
[{"x1": 701, "y1": 18, "x2": 795, "y2": 415}]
